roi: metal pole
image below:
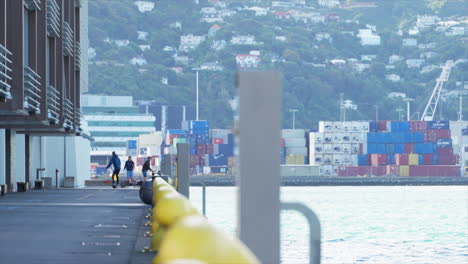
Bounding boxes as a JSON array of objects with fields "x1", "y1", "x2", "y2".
[
  {"x1": 374, "y1": 105, "x2": 379, "y2": 121},
  {"x1": 196, "y1": 70, "x2": 199, "y2": 121},
  {"x1": 293, "y1": 111, "x2": 295, "y2": 129},
  {"x1": 238, "y1": 72, "x2": 281, "y2": 264},
  {"x1": 202, "y1": 183, "x2": 206, "y2": 216},
  {"x1": 459, "y1": 92, "x2": 463, "y2": 121}
]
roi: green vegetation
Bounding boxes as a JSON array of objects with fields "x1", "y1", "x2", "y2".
[{"x1": 89, "y1": 0, "x2": 467, "y2": 128}]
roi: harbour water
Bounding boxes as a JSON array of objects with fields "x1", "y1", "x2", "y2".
[{"x1": 190, "y1": 186, "x2": 468, "y2": 264}]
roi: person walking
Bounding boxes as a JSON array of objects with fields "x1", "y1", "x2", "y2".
[
  {"x1": 142, "y1": 157, "x2": 153, "y2": 182},
  {"x1": 123, "y1": 156, "x2": 136, "y2": 185},
  {"x1": 106, "y1": 151, "x2": 121, "y2": 188}
]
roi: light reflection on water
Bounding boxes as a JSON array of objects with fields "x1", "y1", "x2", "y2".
[{"x1": 190, "y1": 186, "x2": 468, "y2": 264}]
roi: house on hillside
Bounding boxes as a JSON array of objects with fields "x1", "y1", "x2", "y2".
[
  {"x1": 361, "y1": 54, "x2": 376, "y2": 62},
  {"x1": 274, "y1": 11, "x2": 292, "y2": 20},
  {"x1": 201, "y1": 14, "x2": 223, "y2": 23},
  {"x1": 200, "y1": 62, "x2": 224, "y2": 71},
  {"x1": 134, "y1": 1, "x2": 155, "y2": 13},
  {"x1": 170, "y1": 22, "x2": 182, "y2": 30},
  {"x1": 357, "y1": 29, "x2": 380, "y2": 45},
  {"x1": 179, "y1": 34, "x2": 206, "y2": 52},
  {"x1": 318, "y1": 0, "x2": 340, "y2": 8},
  {"x1": 406, "y1": 59, "x2": 425, "y2": 68},
  {"x1": 173, "y1": 54, "x2": 190, "y2": 65},
  {"x1": 208, "y1": 24, "x2": 221, "y2": 37},
  {"x1": 275, "y1": 36, "x2": 287, "y2": 42},
  {"x1": 402, "y1": 38, "x2": 417, "y2": 47},
  {"x1": 388, "y1": 92, "x2": 407, "y2": 99},
  {"x1": 416, "y1": 15, "x2": 439, "y2": 28},
  {"x1": 385, "y1": 74, "x2": 401, "y2": 82},
  {"x1": 170, "y1": 67, "x2": 184, "y2": 74},
  {"x1": 137, "y1": 31, "x2": 149, "y2": 40},
  {"x1": 115, "y1": 40, "x2": 130, "y2": 47},
  {"x1": 139, "y1": 45, "x2": 151, "y2": 52},
  {"x1": 244, "y1": 6, "x2": 269, "y2": 16},
  {"x1": 446, "y1": 27, "x2": 465, "y2": 36},
  {"x1": 316, "y1": 32, "x2": 332, "y2": 42},
  {"x1": 291, "y1": 11, "x2": 325, "y2": 24},
  {"x1": 236, "y1": 54, "x2": 261, "y2": 68},
  {"x1": 130, "y1": 57, "x2": 147, "y2": 66},
  {"x1": 231, "y1": 35, "x2": 258, "y2": 45},
  {"x1": 201, "y1": 7, "x2": 217, "y2": 14}
]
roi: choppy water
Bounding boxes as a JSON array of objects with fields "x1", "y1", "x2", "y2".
[{"x1": 189, "y1": 186, "x2": 468, "y2": 264}]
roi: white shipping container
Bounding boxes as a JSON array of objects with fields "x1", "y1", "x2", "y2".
[
  {"x1": 203, "y1": 166, "x2": 211, "y2": 175},
  {"x1": 323, "y1": 133, "x2": 333, "y2": 143},
  {"x1": 350, "y1": 144, "x2": 360, "y2": 154},
  {"x1": 332, "y1": 122, "x2": 343, "y2": 132},
  {"x1": 309, "y1": 154, "x2": 323, "y2": 165},
  {"x1": 319, "y1": 165, "x2": 336, "y2": 176},
  {"x1": 333, "y1": 143, "x2": 342, "y2": 153},
  {"x1": 341, "y1": 155, "x2": 352, "y2": 165},
  {"x1": 450, "y1": 121, "x2": 468, "y2": 137},
  {"x1": 310, "y1": 144, "x2": 323, "y2": 155},
  {"x1": 323, "y1": 143, "x2": 333, "y2": 154},
  {"x1": 463, "y1": 136, "x2": 468, "y2": 145},
  {"x1": 341, "y1": 133, "x2": 351, "y2": 143},
  {"x1": 362, "y1": 143, "x2": 368, "y2": 154},
  {"x1": 342, "y1": 122, "x2": 351, "y2": 132},
  {"x1": 309, "y1": 132, "x2": 323, "y2": 145},
  {"x1": 319, "y1": 121, "x2": 333, "y2": 133},
  {"x1": 281, "y1": 165, "x2": 320, "y2": 177},
  {"x1": 342, "y1": 144, "x2": 351, "y2": 154},
  {"x1": 323, "y1": 154, "x2": 333, "y2": 165},
  {"x1": 359, "y1": 121, "x2": 370, "y2": 132},
  {"x1": 282, "y1": 129, "x2": 306, "y2": 138},
  {"x1": 333, "y1": 133, "x2": 343, "y2": 143},
  {"x1": 286, "y1": 147, "x2": 308, "y2": 156},
  {"x1": 285, "y1": 137, "x2": 306, "y2": 147},
  {"x1": 332, "y1": 155, "x2": 343, "y2": 165}
]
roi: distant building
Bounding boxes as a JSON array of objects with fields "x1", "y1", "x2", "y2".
[
  {"x1": 114, "y1": 39, "x2": 130, "y2": 47},
  {"x1": 244, "y1": 6, "x2": 269, "y2": 16},
  {"x1": 174, "y1": 55, "x2": 190, "y2": 65},
  {"x1": 385, "y1": 74, "x2": 401, "y2": 82},
  {"x1": 361, "y1": 54, "x2": 377, "y2": 62},
  {"x1": 358, "y1": 29, "x2": 381, "y2": 45},
  {"x1": 137, "y1": 31, "x2": 149, "y2": 40},
  {"x1": 408, "y1": 27, "x2": 419, "y2": 35},
  {"x1": 139, "y1": 45, "x2": 151, "y2": 52},
  {"x1": 170, "y1": 67, "x2": 184, "y2": 74},
  {"x1": 406, "y1": 59, "x2": 425, "y2": 68},
  {"x1": 201, "y1": 14, "x2": 223, "y2": 23},
  {"x1": 416, "y1": 15, "x2": 439, "y2": 28},
  {"x1": 130, "y1": 57, "x2": 147, "y2": 66},
  {"x1": 200, "y1": 62, "x2": 224, "y2": 71},
  {"x1": 231, "y1": 35, "x2": 258, "y2": 45},
  {"x1": 388, "y1": 92, "x2": 407, "y2": 99},
  {"x1": 82, "y1": 95, "x2": 156, "y2": 157},
  {"x1": 446, "y1": 27, "x2": 465, "y2": 36},
  {"x1": 179, "y1": 34, "x2": 206, "y2": 52},
  {"x1": 169, "y1": 22, "x2": 182, "y2": 30},
  {"x1": 134, "y1": 1, "x2": 155, "y2": 13},
  {"x1": 389, "y1": 55, "x2": 403, "y2": 64},
  {"x1": 236, "y1": 54, "x2": 261, "y2": 68},
  {"x1": 316, "y1": 32, "x2": 332, "y2": 42},
  {"x1": 402, "y1": 38, "x2": 417, "y2": 47},
  {"x1": 275, "y1": 36, "x2": 287, "y2": 42},
  {"x1": 318, "y1": 0, "x2": 340, "y2": 8},
  {"x1": 208, "y1": 24, "x2": 221, "y2": 37},
  {"x1": 211, "y1": 40, "x2": 227, "y2": 50}
]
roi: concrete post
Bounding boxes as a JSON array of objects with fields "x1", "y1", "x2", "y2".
[
  {"x1": 161, "y1": 154, "x2": 172, "y2": 178},
  {"x1": 176, "y1": 143, "x2": 190, "y2": 198},
  {"x1": 0, "y1": 129, "x2": 5, "y2": 185},
  {"x1": 237, "y1": 72, "x2": 282, "y2": 264},
  {"x1": 5, "y1": 129, "x2": 16, "y2": 192}
]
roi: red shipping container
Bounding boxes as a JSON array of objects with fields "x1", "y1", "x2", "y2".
[
  {"x1": 395, "y1": 154, "x2": 409, "y2": 165},
  {"x1": 378, "y1": 121, "x2": 387, "y2": 131},
  {"x1": 359, "y1": 143, "x2": 364, "y2": 154},
  {"x1": 386, "y1": 165, "x2": 400, "y2": 176},
  {"x1": 437, "y1": 148, "x2": 453, "y2": 156},
  {"x1": 371, "y1": 154, "x2": 387, "y2": 166},
  {"x1": 213, "y1": 138, "x2": 224, "y2": 144},
  {"x1": 423, "y1": 154, "x2": 433, "y2": 165},
  {"x1": 205, "y1": 144, "x2": 214, "y2": 154},
  {"x1": 410, "y1": 121, "x2": 428, "y2": 132},
  {"x1": 423, "y1": 131, "x2": 437, "y2": 142},
  {"x1": 409, "y1": 166, "x2": 461, "y2": 177},
  {"x1": 371, "y1": 166, "x2": 386, "y2": 176},
  {"x1": 431, "y1": 129, "x2": 451, "y2": 140},
  {"x1": 280, "y1": 138, "x2": 285, "y2": 147},
  {"x1": 197, "y1": 145, "x2": 206, "y2": 154},
  {"x1": 438, "y1": 154, "x2": 457, "y2": 165},
  {"x1": 404, "y1": 143, "x2": 414, "y2": 154}
]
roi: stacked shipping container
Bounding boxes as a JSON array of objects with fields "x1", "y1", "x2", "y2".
[
  {"x1": 337, "y1": 120, "x2": 462, "y2": 177},
  {"x1": 311, "y1": 121, "x2": 369, "y2": 176},
  {"x1": 282, "y1": 129, "x2": 307, "y2": 165}
]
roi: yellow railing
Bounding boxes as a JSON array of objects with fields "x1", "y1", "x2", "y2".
[{"x1": 148, "y1": 177, "x2": 259, "y2": 264}]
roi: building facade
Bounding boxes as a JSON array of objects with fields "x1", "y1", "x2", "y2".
[
  {"x1": 82, "y1": 95, "x2": 156, "y2": 159},
  {"x1": 0, "y1": 0, "x2": 90, "y2": 190}
]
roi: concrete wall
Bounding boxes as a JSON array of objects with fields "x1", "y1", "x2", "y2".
[{"x1": 0, "y1": 129, "x2": 5, "y2": 185}]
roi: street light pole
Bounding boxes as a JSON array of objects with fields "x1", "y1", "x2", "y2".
[
  {"x1": 374, "y1": 105, "x2": 379, "y2": 121},
  {"x1": 192, "y1": 67, "x2": 201, "y2": 121},
  {"x1": 289, "y1": 109, "x2": 298, "y2": 129},
  {"x1": 403, "y1": 98, "x2": 414, "y2": 121}
]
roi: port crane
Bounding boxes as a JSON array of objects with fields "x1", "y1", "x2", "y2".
[{"x1": 420, "y1": 60, "x2": 454, "y2": 121}]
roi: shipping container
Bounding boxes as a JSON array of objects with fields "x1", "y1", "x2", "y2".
[
  {"x1": 333, "y1": 143, "x2": 342, "y2": 153},
  {"x1": 409, "y1": 165, "x2": 460, "y2": 177},
  {"x1": 386, "y1": 144, "x2": 395, "y2": 154},
  {"x1": 395, "y1": 144, "x2": 405, "y2": 154},
  {"x1": 423, "y1": 154, "x2": 433, "y2": 165},
  {"x1": 318, "y1": 122, "x2": 333, "y2": 133},
  {"x1": 369, "y1": 121, "x2": 379, "y2": 132},
  {"x1": 409, "y1": 121, "x2": 428, "y2": 132},
  {"x1": 285, "y1": 138, "x2": 306, "y2": 147},
  {"x1": 342, "y1": 144, "x2": 351, "y2": 154},
  {"x1": 351, "y1": 144, "x2": 360, "y2": 154},
  {"x1": 404, "y1": 143, "x2": 414, "y2": 154},
  {"x1": 371, "y1": 154, "x2": 387, "y2": 166},
  {"x1": 320, "y1": 165, "x2": 335, "y2": 176},
  {"x1": 378, "y1": 121, "x2": 387, "y2": 131},
  {"x1": 437, "y1": 138, "x2": 452, "y2": 148},
  {"x1": 399, "y1": 165, "x2": 410, "y2": 176},
  {"x1": 387, "y1": 154, "x2": 396, "y2": 165},
  {"x1": 189, "y1": 120, "x2": 210, "y2": 130},
  {"x1": 309, "y1": 132, "x2": 323, "y2": 144},
  {"x1": 438, "y1": 154, "x2": 458, "y2": 165},
  {"x1": 428, "y1": 121, "x2": 449, "y2": 130},
  {"x1": 309, "y1": 154, "x2": 323, "y2": 165},
  {"x1": 358, "y1": 154, "x2": 369, "y2": 166},
  {"x1": 286, "y1": 147, "x2": 308, "y2": 156},
  {"x1": 282, "y1": 129, "x2": 306, "y2": 138},
  {"x1": 281, "y1": 165, "x2": 320, "y2": 177},
  {"x1": 409, "y1": 154, "x2": 419, "y2": 165},
  {"x1": 323, "y1": 143, "x2": 333, "y2": 154},
  {"x1": 386, "y1": 165, "x2": 399, "y2": 176},
  {"x1": 396, "y1": 154, "x2": 409, "y2": 165},
  {"x1": 323, "y1": 154, "x2": 333, "y2": 165},
  {"x1": 213, "y1": 138, "x2": 224, "y2": 144}
]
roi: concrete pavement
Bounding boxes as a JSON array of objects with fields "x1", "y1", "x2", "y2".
[{"x1": 0, "y1": 188, "x2": 153, "y2": 264}]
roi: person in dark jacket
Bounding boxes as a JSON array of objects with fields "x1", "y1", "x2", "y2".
[
  {"x1": 123, "y1": 156, "x2": 136, "y2": 185},
  {"x1": 142, "y1": 157, "x2": 153, "y2": 181},
  {"x1": 106, "y1": 151, "x2": 121, "y2": 188}
]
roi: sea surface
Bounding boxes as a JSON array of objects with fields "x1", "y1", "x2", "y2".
[{"x1": 189, "y1": 186, "x2": 468, "y2": 264}]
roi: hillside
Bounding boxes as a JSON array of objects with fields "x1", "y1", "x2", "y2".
[{"x1": 88, "y1": 0, "x2": 468, "y2": 128}]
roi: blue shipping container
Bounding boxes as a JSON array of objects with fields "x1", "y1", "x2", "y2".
[
  {"x1": 412, "y1": 132, "x2": 424, "y2": 143},
  {"x1": 387, "y1": 154, "x2": 396, "y2": 165},
  {"x1": 463, "y1": 129, "x2": 468, "y2": 136},
  {"x1": 358, "y1": 154, "x2": 369, "y2": 166},
  {"x1": 428, "y1": 121, "x2": 449, "y2": 130},
  {"x1": 367, "y1": 132, "x2": 378, "y2": 143},
  {"x1": 167, "y1": 129, "x2": 187, "y2": 134},
  {"x1": 209, "y1": 154, "x2": 228, "y2": 166},
  {"x1": 386, "y1": 144, "x2": 395, "y2": 154},
  {"x1": 228, "y1": 134, "x2": 234, "y2": 144},
  {"x1": 395, "y1": 144, "x2": 405, "y2": 154},
  {"x1": 377, "y1": 144, "x2": 386, "y2": 154},
  {"x1": 369, "y1": 121, "x2": 379, "y2": 132},
  {"x1": 219, "y1": 144, "x2": 234, "y2": 156},
  {"x1": 433, "y1": 154, "x2": 439, "y2": 165},
  {"x1": 189, "y1": 120, "x2": 210, "y2": 130},
  {"x1": 437, "y1": 139, "x2": 452, "y2": 148}
]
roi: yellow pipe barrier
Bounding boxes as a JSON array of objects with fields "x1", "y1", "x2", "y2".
[{"x1": 149, "y1": 179, "x2": 259, "y2": 264}]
